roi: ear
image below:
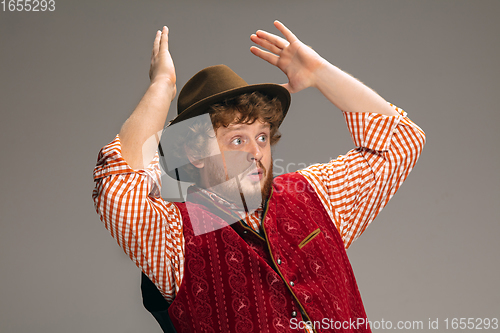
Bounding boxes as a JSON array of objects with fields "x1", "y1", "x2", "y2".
[{"x1": 185, "y1": 146, "x2": 205, "y2": 169}]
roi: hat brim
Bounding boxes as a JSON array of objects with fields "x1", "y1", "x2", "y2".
[{"x1": 169, "y1": 83, "x2": 291, "y2": 126}]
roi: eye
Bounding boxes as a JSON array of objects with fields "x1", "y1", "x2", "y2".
[
  {"x1": 257, "y1": 134, "x2": 267, "y2": 143},
  {"x1": 231, "y1": 137, "x2": 243, "y2": 146}
]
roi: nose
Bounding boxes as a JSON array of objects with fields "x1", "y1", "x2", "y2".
[{"x1": 247, "y1": 140, "x2": 263, "y2": 163}]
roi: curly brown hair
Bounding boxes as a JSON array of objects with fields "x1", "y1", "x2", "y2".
[{"x1": 177, "y1": 91, "x2": 284, "y2": 184}]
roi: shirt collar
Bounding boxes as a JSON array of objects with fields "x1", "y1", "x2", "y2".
[{"x1": 197, "y1": 187, "x2": 263, "y2": 220}]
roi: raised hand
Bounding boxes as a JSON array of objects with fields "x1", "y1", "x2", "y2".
[
  {"x1": 119, "y1": 26, "x2": 178, "y2": 170},
  {"x1": 250, "y1": 21, "x2": 325, "y2": 94},
  {"x1": 150, "y1": 26, "x2": 177, "y2": 98}
]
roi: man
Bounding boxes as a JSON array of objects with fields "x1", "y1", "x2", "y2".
[{"x1": 93, "y1": 21, "x2": 425, "y2": 332}]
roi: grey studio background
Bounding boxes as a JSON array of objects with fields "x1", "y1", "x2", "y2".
[{"x1": 1, "y1": 0, "x2": 499, "y2": 332}]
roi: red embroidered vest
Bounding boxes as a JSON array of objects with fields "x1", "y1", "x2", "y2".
[{"x1": 168, "y1": 173, "x2": 371, "y2": 333}]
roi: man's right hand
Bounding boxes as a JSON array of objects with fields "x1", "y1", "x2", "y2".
[
  {"x1": 149, "y1": 26, "x2": 177, "y2": 101},
  {"x1": 119, "y1": 26, "x2": 177, "y2": 170}
]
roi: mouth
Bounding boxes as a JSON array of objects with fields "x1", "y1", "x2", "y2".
[{"x1": 246, "y1": 168, "x2": 264, "y2": 181}]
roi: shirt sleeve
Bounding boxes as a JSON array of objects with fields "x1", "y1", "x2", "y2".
[
  {"x1": 298, "y1": 104, "x2": 426, "y2": 249},
  {"x1": 92, "y1": 135, "x2": 184, "y2": 302}
]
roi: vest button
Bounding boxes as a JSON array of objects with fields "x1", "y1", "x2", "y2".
[
  {"x1": 291, "y1": 311, "x2": 297, "y2": 318},
  {"x1": 243, "y1": 230, "x2": 248, "y2": 234},
  {"x1": 277, "y1": 258, "x2": 282, "y2": 265},
  {"x1": 290, "y1": 281, "x2": 295, "y2": 287}
]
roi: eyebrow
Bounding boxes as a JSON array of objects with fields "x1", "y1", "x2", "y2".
[{"x1": 224, "y1": 122, "x2": 270, "y2": 131}]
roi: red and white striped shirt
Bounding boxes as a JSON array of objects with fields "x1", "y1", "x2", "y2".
[{"x1": 93, "y1": 105, "x2": 425, "y2": 304}]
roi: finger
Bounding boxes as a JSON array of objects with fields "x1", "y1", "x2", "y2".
[
  {"x1": 152, "y1": 30, "x2": 161, "y2": 59},
  {"x1": 274, "y1": 20, "x2": 298, "y2": 43},
  {"x1": 250, "y1": 34, "x2": 282, "y2": 55},
  {"x1": 250, "y1": 46, "x2": 279, "y2": 67},
  {"x1": 255, "y1": 29, "x2": 289, "y2": 49},
  {"x1": 159, "y1": 26, "x2": 169, "y2": 52}
]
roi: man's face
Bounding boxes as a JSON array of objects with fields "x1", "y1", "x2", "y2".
[{"x1": 199, "y1": 118, "x2": 273, "y2": 210}]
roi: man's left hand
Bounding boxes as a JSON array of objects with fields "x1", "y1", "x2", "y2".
[{"x1": 250, "y1": 20, "x2": 325, "y2": 94}]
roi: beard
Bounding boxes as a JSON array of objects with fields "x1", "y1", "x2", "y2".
[{"x1": 203, "y1": 155, "x2": 273, "y2": 213}]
